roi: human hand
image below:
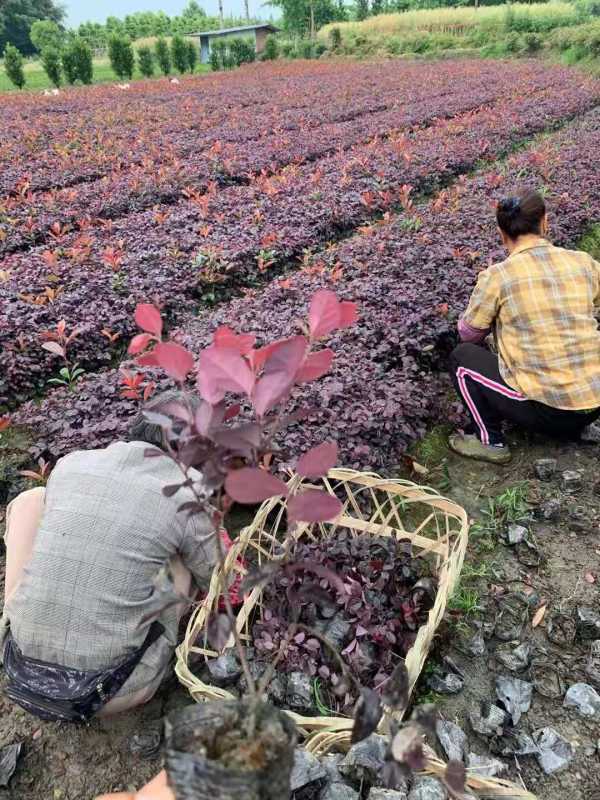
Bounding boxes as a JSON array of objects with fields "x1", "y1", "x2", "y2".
[{"x1": 95, "y1": 770, "x2": 175, "y2": 800}]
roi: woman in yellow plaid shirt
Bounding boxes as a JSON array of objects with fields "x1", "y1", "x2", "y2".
[{"x1": 450, "y1": 189, "x2": 600, "y2": 464}]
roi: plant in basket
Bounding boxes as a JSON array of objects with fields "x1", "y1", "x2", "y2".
[
  {"x1": 251, "y1": 534, "x2": 438, "y2": 715},
  {"x1": 110, "y1": 290, "x2": 473, "y2": 800}
]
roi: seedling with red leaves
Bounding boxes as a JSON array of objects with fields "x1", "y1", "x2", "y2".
[
  {"x1": 127, "y1": 289, "x2": 357, "y2": 709},
  {"x1": 40, "y1": 320, "x2": 85, "y2": 391}
]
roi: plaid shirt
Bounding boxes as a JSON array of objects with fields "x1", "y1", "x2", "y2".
[
  {"x1": 6, "y1": 442, "x2": 216, "y2": 672},
  {"x1": 463, "y1": 238, "x2": 600, "y2": 411}
]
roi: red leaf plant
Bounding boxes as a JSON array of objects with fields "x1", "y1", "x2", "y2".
[{"x1": 126, "y1": 290, "x2": 357, "y2": 702}]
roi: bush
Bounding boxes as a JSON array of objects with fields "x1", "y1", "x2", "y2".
[
  {"x1": 279, "y1": 40, "x2": 297, "y2": 58},
  {"x1": 3, "y1": 43, "x2": 25, "y2": 89},
  {"x1": 385, "y1": 35, "x2": 405, "y2": 55},
  {"x1": 313, "y1": 40, "x2": 327, "y2": 57},
  {"x1": 186, "y1": 40, "x2": 198, "y2": 72},
  {"x1": 399, "y1": 31, "x2": 430, "y2": 53},
  {"x1": 61, "y1": 43, "x2": 78, "y2": 84},
  {"x1": 209, "y1": 39, "x2": 225, "y2": 71},
  {"x1": 41, "y1": 46, "x2": 62, "y2": 87},
  {"x1": 263, "y1": 34, "x2": 279, "y2": 60},
  {"x1": 522, "y1": 31, "x2": 543, "y2": 52},
  {"x1": 222, "y1": 50, "x2": 236, "y2": 70},
  {"x1": 69, "y1": 38, "x2": 93, "y2": 84},
  {"x1": 108, "y1": 34, "x2": 134, "y2": 80},
  {"x1": 504, "y1": 31, "x2": 524, "y2": 53},
  {"x1": 155, "y1": 36, "x2": 171, "y2": 75},
  {"x1": 576, "y1": 0, "x2": 600, "y2": 17},
  {"x1": 229, "y1": 37, "x2": 255, "y2": 66},
  {"x1": 137, "y1": 45, "x2": 155, "y2": 77},
  {"x1": 548, "y1": 19, "x2": 600, "y2": 57},
  {"x1": 171, "y1": 33, "x2": 189, "y2": 73},
  {"x1": 425, "y1": 32, "x2": 459, "y2": 52},
  {"x1": 328, "y1": 26, "x2": 342, "y2": 50},
  {"x1": 299, "y1": 39, "x2": 315, "y2": 58}
]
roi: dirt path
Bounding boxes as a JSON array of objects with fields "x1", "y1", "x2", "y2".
[
  {"x1": 419, "y1": 429, "x2": 600, "y2": 800},
  {"x1": 1, "y1": 430, "x2": 599, "y2": 798}
]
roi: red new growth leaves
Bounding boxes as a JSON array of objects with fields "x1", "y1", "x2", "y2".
[
  {"x1": 253, "y1": 336, "x2": 307, "y2": 417},
  {"x1": 287, "y1": 490, "x2": 342, "y2": 523},
  {"x1": 296, "y1": 349, "x2": 334, "y2": 383},
  {"x1": 135, "y1": 304, "x2": 163, "y2": 337},
  {"x1": 225, "y1": 467, "x2": 288, "y2": 504},
  {"x1": 127, "y1": 292, "x2": 354, "y2": 526},
  {"x1": 297, "y1": 442, "x2": 338, "y2": 479},
  {"x1": 213, "y1": 326, "x2": 256, "y2": 354},
  {"x1": 198, "y1": 346, "x2": 255, "y2": 404},
  {"x1": 151, "y1": 342, "x2": 195, "y2": 383},
  {"x1": 128, "y1": 333, "x2": 154, "y2": 355},
  {"x1": 309, "y1": 289, "x2": 358, "y2": 339},
  {"x1": 41, "y1": 341, "x2": 66, "y2": 358}
]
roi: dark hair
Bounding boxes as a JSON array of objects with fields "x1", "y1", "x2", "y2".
[
  {"x1": 129, "y1": 389, "x2": 198, "y2": 450},
  {"x1": 496, "y1": 189, "x2": 546, "y2": 240}
]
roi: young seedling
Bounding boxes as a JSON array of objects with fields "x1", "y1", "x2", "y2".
[{"x1": 41, "y1": 320, "x2": 84, "y2": 391}]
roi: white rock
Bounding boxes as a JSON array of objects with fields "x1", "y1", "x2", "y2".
[
  {"x1": 532, "y1": 728, "x2": 574, "y2": 775},
  {"x1": 564, "y1": 683, "x2": 600, "y2": 717}
]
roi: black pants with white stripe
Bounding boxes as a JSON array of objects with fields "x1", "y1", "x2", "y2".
[{"x1": 449, "y1": 344, "x2": 600, "y2": 446}]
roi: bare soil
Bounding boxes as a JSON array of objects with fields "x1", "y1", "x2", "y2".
[
  {"x1": 0, "y1": 429, "x2": 599, "y2": 799},
  {"x1": 421, "y1": 429, "x2": 600, "y2": 800}
]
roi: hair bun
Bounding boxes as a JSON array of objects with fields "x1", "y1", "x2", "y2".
[{"x1": 499, "y1": 196, "x2": 521, "y2": 218}]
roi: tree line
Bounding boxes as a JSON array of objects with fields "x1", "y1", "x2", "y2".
[{"x1": 3, "y1": 32, "x2": 204, "y2": 89}]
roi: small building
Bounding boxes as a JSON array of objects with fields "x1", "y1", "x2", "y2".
[{"x1": 188, "y1": 23, "x2": 281, "y2": 64}]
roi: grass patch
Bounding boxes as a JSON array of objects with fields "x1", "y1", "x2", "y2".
[
  {"x1": 579, "y1": 224, "x2": 600, "y2": 260},
  {"x1": 0, "y1": 425, "x2": 33, "y2": 507},
  {"x1": 448, "y1": 583, "x2": 481, "y2": 616},
  {"x1": 319, "y1": 5, "x2": 600, "y2": 65},
  {"x1": 321, "y1": 3, "x2": 579, "y2": 39},
  {"x1": 470, "y1": 482, "x2": 531, "y2": 550},
  {"x1": 412, "y1": 425, "x2": 451, "y2": 468}
]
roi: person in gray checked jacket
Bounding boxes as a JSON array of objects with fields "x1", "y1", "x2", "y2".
[{"x1": 1, "y1": 392, "x2": 216, "y2": 720}]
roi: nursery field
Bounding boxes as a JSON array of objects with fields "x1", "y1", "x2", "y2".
[
  {"x1": 1, "y1": 58, "x2": 600, "y2": 799},
  {"x1": 2, "y1": 58, "x2": 600, "y2": 467}
]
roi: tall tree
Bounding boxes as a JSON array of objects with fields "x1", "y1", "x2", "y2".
[
  {"x1": 155, "y1": 36, "x2": 171, "y2": 75},
  {"x1": 171, "y1": 33, "x2": 189, "y2": 73},
  {"x1": 267, "y1": 0, "x2": 344, "y2": 36},
  {"x1": 40, "y1": 44, "x2": 62, "y2": 85},
  {"x1": 3, "y1": 42, "x2": 26, "y2": 88},
  {"x1": 29, "y1": 18, "x2": 63, "y2": 52},
  {"x1": 0, "y1": 0, "x2": 65, "y2": 57},
  {"x1": 108, "y1": 33, "x2": 134, "y2": 80},
  {"x1": 355, "y1": 0, "x2": 369, "y2": 20},
  {"x1": 182, "y1": 1, "x2": 206, "y2": 19}
]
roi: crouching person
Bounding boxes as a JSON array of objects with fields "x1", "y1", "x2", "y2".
[
  {"x1": 449, "y1": 189, "x2": 600, "y2": 464},
  {"x1": 0, "y1": 392, "x2": 216, "y2": 722}
]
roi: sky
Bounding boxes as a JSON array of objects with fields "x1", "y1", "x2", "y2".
[{"x1": 64, "y1": 0, "x2": 269, "y2": 28}]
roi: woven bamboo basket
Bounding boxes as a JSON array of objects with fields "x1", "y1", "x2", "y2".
[
  {"x1": 177, "y1": 468, "x2": 468, "y2": 727},
  {"x1": 176, "y1": 468, "x2": 537, "y2": 798}
]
